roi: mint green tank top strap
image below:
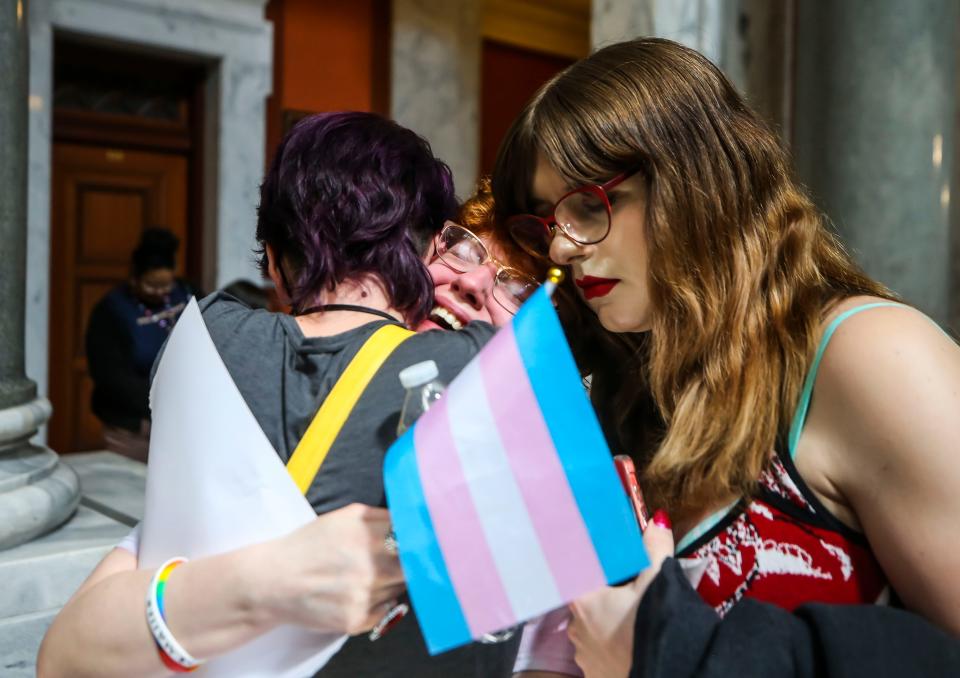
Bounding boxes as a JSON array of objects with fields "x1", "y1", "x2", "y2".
[{"x1": 786, "y1": 302, "x2": 905, "y2": 458}]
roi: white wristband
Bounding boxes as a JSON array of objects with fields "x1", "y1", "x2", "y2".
[{"x1": 145, "y1": 557, "x2": 204, "y2": 670}]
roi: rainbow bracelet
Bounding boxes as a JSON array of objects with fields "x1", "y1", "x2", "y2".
[{"x1": 145, "y1": 557, "x2": 203, "y2": 673}]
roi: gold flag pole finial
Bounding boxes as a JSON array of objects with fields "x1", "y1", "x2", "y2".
[{"x1": 544, "y1": 267, "x2": 565, "y2": 296}]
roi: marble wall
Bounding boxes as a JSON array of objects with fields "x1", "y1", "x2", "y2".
[
  {"x1": 25, "y1": 0, "x2": 273, "y2": 408},
  {"x1": 793, "y1": 0, "x2": 958, "y2": 329},
  {"x1": 591, "y1": 0, "x2": 730, "y2": 68},
  {"x1": 591, "y1": 0, "x2": 653, "y2": 49},
  {"x1": 391, "y1": 0, "x2": 481, "y2": 199}
]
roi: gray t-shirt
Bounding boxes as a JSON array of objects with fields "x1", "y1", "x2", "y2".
[{"x1": 198, "y1": 293, "x2": 520, "y2": 677}]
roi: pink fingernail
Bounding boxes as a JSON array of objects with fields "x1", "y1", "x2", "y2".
[{"x1": 651, "y1": 509, "x2": 671, "y2": 530}]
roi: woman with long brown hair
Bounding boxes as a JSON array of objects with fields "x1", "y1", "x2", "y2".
[{"x1": 493, "y1": 38, "x2": 960, "y2": 677}]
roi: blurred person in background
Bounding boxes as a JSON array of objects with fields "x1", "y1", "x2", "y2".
[{"x1": 85, "y1": 227, "x2": 194, "y2": 461}]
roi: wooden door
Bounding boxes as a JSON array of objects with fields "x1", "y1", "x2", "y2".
[
  {"x1": 48, "y1": 144, "x2": 188, "y2": 453},
  {"x1": 480, "y1": 40, "x2": 573, "y2": 175}
]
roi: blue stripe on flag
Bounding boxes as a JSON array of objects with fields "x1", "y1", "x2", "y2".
[
  {"x1": 383, "y1": 428, "x2": 472, "y2": 654},
  {"x1": 513, "y1": 287, "x2": 648, "y2": 583}
]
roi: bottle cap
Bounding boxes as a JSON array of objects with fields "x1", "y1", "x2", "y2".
[{"x1": 398, "y1": 360, "x2": 439, "y2": 389}]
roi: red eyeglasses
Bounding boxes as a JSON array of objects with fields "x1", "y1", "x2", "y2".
[{"x1": 505, "y1": 171, "x2": 635, "y2": 259}]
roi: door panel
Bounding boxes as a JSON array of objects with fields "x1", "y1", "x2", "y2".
[
  {"x1": 49, "y1": 144, "x2": 188, "y2": 452},
  {"x1": 79, "y1": 188, "x2": 146, "y2": 261}
]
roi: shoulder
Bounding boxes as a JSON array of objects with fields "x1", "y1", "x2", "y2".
[
  {"x1": 391, "y1": 322, "x2": 495, "y2": 383},
  {"x1": 397, "y1": 321, "x2": 495, "y2": 357},
  {"x1": 98, "y1": 285, "x2": 132, "y2": 312},
  {"x1": 88, "y1": 286, "x2": 132, "y2": 327},
  {"x1": 199, "y1": 290, "x2": 283, "y2": 334},
  {"x1": 815, "y1": 296, "x2": 959, "y2": 412},
  {"x1": 89, "y1": 291, "x2": 115, "y2": 320},
  {"x1": 812, "y1": 295, "x2": 960, "y2": 483},
  {"x1": 197, "y1": 291, "x2": 295, "y2": 363},
  {"x1": 408, "y1": 321, "x2": 496, "y2": 351},
  {"x1": 198, "y1": 289, "x2": 251, "y2": 317}
]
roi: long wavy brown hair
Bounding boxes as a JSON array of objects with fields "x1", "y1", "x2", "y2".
[{"x1": 492, "y1": 38, "x2": 895, "y2": 519}]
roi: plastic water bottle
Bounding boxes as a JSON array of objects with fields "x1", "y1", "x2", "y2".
[
  {"x1": 395, "y1": 360, "x2": 516, "y2": 644},
  {"x1": 372, "y1": 361, "x2": 447, "y2": 642},
  {"x1": 397, "y1": 360, "x2": 446, "y2": 437}
]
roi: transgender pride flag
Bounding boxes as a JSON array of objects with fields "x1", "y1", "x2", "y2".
[{"x1": 383, "y1": 284, "x2": 649, "y2": 654}]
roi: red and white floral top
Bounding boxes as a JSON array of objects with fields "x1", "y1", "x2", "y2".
[{"x1": 677, "y1": 449, "x2": 889, "y2": 616}]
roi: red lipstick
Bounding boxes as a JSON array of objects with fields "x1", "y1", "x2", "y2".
[{"x1": 575, "y1": 276, "x2": 620, "y2": 300}]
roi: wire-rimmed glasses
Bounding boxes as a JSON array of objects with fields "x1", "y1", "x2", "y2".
[{"x1": 435, "y1": 222, "x2": 539, "y2": 314}]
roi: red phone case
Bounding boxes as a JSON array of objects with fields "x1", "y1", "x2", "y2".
[{"x1": 614, "y1": 455, "x2": 649, "y2": 531}]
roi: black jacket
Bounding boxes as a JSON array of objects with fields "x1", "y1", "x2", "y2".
[{"x1": 632, "y1": 559, "x2": 960, "y2": 677}]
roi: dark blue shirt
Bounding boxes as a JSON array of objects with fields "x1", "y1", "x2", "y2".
[{"x1": 86, "y1": 281, "x2": 191, "y2": 429}]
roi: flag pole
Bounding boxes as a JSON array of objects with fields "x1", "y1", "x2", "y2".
[{"x1": 544, "y1": 267, "x2": 565, "y2": 297}]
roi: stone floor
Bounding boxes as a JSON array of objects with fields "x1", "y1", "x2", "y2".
[{"x1": 0, "y1": 451, "x2": 146, "y2": 676}]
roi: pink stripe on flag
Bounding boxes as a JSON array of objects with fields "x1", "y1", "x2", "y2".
[
  {"x1": 414, "y1": 397, "x2": 516, "y2": 635},
  {"x1": 479, "y1": 327, "x2": 607, "y2": 600}
]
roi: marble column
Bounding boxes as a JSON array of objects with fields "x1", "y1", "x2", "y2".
[
  {"x1": 591, "y1": 0, "x2": 653, "y2": 48},
  {"x1": 391, "y1": 0, "x2": 481, "y2": 197},
  {"x1": 792, "y1": 0, "x2": 958, "y2": 328},
  {"x1": 0, "y1": 0, "x2": 80, "y2": 551},
  {"x1": 726, "y1": 0, "x2": 796, "y2": 141},
  {"x1": 591, "y1": 0, "x2": 728, "y2": 68}
]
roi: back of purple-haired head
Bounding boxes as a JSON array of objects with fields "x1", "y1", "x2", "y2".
[{"x1": 255, "y1": 111, "x2": 458, "y2": 324}]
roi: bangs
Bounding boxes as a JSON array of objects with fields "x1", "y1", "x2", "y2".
[
  {"x1": 533, "y1": 74, "x2": 645, "y2": 187},
  {"x1": 535, "y1": 101, "x2": 610, "y2": 186}
]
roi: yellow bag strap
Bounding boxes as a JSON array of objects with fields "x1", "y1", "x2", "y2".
[{"x1": 286, "y1": 324, "x2": 414, "y2": 494}]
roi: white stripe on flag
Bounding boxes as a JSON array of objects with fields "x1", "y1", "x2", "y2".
[{"x1": 444, "y1": 359, "x2": 563, "y2": 623}]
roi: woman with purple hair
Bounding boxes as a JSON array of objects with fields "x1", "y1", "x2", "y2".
[{"x1": 39, "y1": 112, "x2": 520, "y2": 677}]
